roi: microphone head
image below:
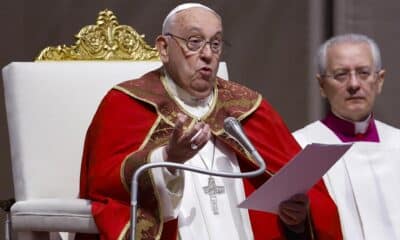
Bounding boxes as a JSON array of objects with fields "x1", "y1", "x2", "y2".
[
  {"x1": 223, "y1": 117, "x2": 255, "y2": 152},
  {"x1": 223, "y1": 117, "x2": 240, "y2": 135}
]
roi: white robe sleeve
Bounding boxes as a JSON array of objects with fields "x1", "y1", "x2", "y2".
[{"x1": 150, "y1": 146, "x2": 184, "y2": 221}]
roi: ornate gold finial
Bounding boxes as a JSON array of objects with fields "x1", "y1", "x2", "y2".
[{"x1": 36, "y1": 9, "x2": 160, "y2": 61}]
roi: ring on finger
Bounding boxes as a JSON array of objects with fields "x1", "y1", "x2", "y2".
[{"x1": 190, "y1": 143, "x2": 198, "y2": 150}]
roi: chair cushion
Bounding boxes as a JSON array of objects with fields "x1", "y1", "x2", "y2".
[
  {"x1": 11, "y1": 198, "x2": 98, "y2": 233},
  {"x1": 2, "y1": 61, "x2": 163, "y2": 200}
]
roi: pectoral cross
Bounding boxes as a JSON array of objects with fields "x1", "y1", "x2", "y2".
[{"x1": 203, "y1": 176, "x2": 225, "y2": 215}]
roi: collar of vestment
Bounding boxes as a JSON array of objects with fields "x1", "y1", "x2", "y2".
[
  {"x1": 321, "y1": 111, "x2": 380, "y2": 142},
  {"x1": 163, "y1": 71, "x2": 214, "y2": 119},
  {"x1": 113, "y1": 68, "x2": 262, "y2": 136}
]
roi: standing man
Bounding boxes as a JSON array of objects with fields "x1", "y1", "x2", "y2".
[
  {"x1": 79, "y1": 3, "x2": 342, "y2": 240},
  {"x1": 293, "y1": 33, "x2": 400, "y2": 239}
]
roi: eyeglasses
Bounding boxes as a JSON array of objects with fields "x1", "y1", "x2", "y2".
[
  {"x1": 322, "y1": 68, "x2": 379, "y2": 82},
  {"x1": 165, "y1": 33, "x2": 223, "y2": 54}
]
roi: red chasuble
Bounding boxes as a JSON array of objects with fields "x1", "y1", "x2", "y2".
[{"x1": 79, "y1": 69, "x2": 342, "y2": 240}]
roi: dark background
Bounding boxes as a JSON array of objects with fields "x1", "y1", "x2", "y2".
[{"x1": 1, "y1": 1, "x2": 400, "y2": 238}]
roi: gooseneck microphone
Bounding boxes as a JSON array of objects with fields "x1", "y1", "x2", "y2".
[
  {"x1": 223, "y1": 117, "x2": 266, "y2": 169},
  {"x1": 130, "y1": 117, "x2": 266, "y2": 240}
]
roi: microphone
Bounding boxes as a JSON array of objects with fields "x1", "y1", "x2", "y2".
[
  {"x1": 224, "y1": 117, "x2": 266, "y2": 168},
  {"x1": 130, "y1": 117, "x2": 266, "y2": 240},
  {"x1": 224, "y1": 117, "x2": 256, "y2": 153}
]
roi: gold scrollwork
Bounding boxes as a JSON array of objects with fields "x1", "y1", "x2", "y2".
[{"x1": 36, "y1": 9, "x2": 160, "y2": 61}]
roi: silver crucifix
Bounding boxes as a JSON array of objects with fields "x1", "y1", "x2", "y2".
[{"x1": 203, "y1": 176, "x2": 225, "y2": 214}]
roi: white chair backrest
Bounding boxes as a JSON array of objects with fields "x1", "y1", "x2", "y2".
[{"x1": 2, "y1": 61, "x2": 229, "y2": 201}]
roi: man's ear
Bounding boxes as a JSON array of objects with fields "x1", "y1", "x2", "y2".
[
  {"x1": 376, "y1": 69, "x2": 385, "y2": 94},
  {"x1": 317, "y1": 74, "x2": 327, "y2": 98},
  {"x1": 156, "y1": 35, "x2": 169, "y2": 63}
]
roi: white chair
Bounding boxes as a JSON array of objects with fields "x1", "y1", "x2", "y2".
[{"x1": 2, "y1": 10, "x2": 229, "y2": 240}]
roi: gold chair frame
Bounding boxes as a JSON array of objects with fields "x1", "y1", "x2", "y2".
[{"x1": 36, "y1": 9, "x2": 159, "y2": 61}]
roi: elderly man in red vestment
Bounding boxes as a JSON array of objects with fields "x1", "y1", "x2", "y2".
[{"x1": 78, "y1": 3, "x2": 342, "y2": 240}]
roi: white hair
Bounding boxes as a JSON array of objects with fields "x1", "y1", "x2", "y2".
[
  {"x1": 162, "y1": 3, "x2": 220, "y2": 34},
  {"x1": 317, "y1": 33, "x2": 382, "y2": 75}
]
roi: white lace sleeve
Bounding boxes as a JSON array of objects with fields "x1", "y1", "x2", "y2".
[{"x1": 150, "y1": 146, "x2": 185, "y2": 221}]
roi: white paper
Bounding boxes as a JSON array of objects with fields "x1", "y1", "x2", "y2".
[{"x1": 238, "y1": 143, "x2": 352, "y2": 213}]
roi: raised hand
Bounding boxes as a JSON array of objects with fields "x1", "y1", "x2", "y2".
[{"x1": 165, "y1": 113, "x2": 211, "y2": 164}]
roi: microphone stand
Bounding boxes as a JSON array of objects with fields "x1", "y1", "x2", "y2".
[{"x1": 130, "y1": 151, "x2": 265, "y2": 240}]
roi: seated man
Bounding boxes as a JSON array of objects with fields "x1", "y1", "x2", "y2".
[
  {"x1": 293, "y1": 33, "x2": 400, "y2": 239},
  {"x1": 79, "y1": 3, "x2": 342, "y2": 240}
]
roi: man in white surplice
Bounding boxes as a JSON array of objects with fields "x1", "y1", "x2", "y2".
[{"x1": 293, "y1": 33, "x2": 400, "y2": 240}]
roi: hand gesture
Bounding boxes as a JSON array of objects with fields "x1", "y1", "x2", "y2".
[{"x1": 165, "y1": 113, "x2": 211, "y2": 164}]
